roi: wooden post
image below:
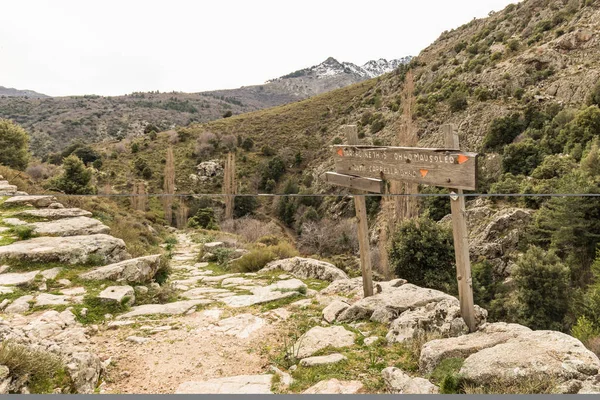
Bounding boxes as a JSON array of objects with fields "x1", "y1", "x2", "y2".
[
  {"x1": 444, "y1": 124, "x2": 477, "y2": 332},
  {"x1": 224, "y1": 152, "x2": 236, "y2": 220},
  {"x1": 343, "y1": 125, "x2": 374, "y2": 298}
]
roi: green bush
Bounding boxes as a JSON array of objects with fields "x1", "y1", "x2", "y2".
[
  {"x1": 48, "y1": 155, "x2": 95, "y2": 194},
  {"x1": 483, "y1": 113, "x2": 527, "y2": 151},
  {"x1": 234, "y1": 195, "x2": 259, "y2": 218},
  {"x1": 259, "y1": 156, "x2": 286, "y2": 190},
  {"x1": 0, "y1": 119, "x2": 30, "y2": 170},
  {"x1": 531, "y1": 155, "x2": 577, "y2": 179},
  {"x1": 420, "y1": 186, "x2": 451, "y2": 221},
  {"x1": 513, "y1": 246, "x2": 570, "y2": 331},
  {"x1": 588, "y1": 80, "x2": 600, "y2": 107},
  {"x1": 231, "y1": 249, "x2": 276, "y2": 272},
  {"x1": 489, "y1": 173, "x2": 525, "y2": 203},
  {"x1": 389, "y1": 218, "x2": 457, "y2": 293},
  {"x1": 188, "y1": 208, "x2": 218, "y2": 230},
  {"x1": 448, "y1": 90, "x2": 468, "y2": 112},
  {"x1": 241, "y1": 137, "x2": 254, "y2": 151},
  {"x1": 261, "y1": 145, "x2": 275, "y2": 156},
  {"x1": 501, "y1": 139, "x2": 545, "y2": 175},
  {"x1": 571, "y1": 316, "x2": 600, "y2": 347}
]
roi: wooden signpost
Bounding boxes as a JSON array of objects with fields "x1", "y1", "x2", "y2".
[
  {"x1": 223, "y1": 152, "x2": 236, "y2": 220},
  {"x1": 325, "y1": 124, "x2": 478, "y2": 332}
]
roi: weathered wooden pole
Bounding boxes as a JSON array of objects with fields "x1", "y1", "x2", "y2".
[
  {"x1": 444, "y1": 124, "x2": 477, "y2": 332},
  {"x1": 343, "y1": 125, "x2": 374, "y2": 298},
  {"x1": 224, "y1": 152, "x2": 236, "y2": 220}
]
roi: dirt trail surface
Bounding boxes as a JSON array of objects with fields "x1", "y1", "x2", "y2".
[{"x1": 93, "y1": 233, "x2": 285, "y2": 394}]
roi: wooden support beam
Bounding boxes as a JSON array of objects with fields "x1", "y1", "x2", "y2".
[
  {"x1": 325, "y1": 172, "x2": 384, "y2": 194},
  {"x1": 444, "y1": 124, "x2": 477, "y2": 332},
  {"x1": 344, "y1": 125, "x2": 374, "y2": 298},
  {"x1": 224, "y1": 152, "x2": 236, "y2": 220}
]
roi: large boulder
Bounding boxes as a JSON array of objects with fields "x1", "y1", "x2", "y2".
[
  {"x1": 336, "y1": 284, "x2": 456, "y2": 323},
  {"x1": 386, "y1": 299, "x2": 487, "y2": 344},
  {"x1": 0, "y1": 234, "x2": 130, "y2": 264},
  {"x1": 322, "y1": 300, "x2": 349, "y2": 323},
  {"x1": 16, "y1": 208, "x2": 92, "y2": 220},
  {"x1": 261, "y1": 257, "x2": 348, "y2": 282},
  {"x1": 2, "y1": 195, "x2": 57, "y2": 208},
  {"x1": 382, "y1": 367, "x2": 439, "y2": 394},
  {"x1": 419, "y1": 322, "x2": 532, "y2": 373},
  {"x1": 196, "y1": 160, "x2": 224, "y2": 181},
  {"x1": 459, "y1": 330, "x2": 600, "y2": 386},
  {"x1": 290, "y1": 325, "x2": 355, "y2": 359},
  {"x1": 98, "y1": 286, "x2": 135, "y2": 307},
  {"x1": 29, "y1": 217, "x2": 110, "y2": 237},
  {"x1": 79, "y1": 255, "x2": 162, "y2": 283},
  {"x1": 320, "y1": 277, "x2": 370, "y2": 298}
]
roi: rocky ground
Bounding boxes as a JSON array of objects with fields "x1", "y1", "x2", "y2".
[{"x1": 0, "y1": 177, "x2": 600, "y2": 394}]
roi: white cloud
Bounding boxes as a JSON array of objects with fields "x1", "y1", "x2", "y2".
[{"x1": 0, "y1": 0, "x2": 520, "y2": 96}]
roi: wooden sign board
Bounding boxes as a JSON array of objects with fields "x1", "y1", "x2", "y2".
[
  {"x1": 325, "y1": 172, "x2": 384, "y2": 194},
  {"x1": 332, "y1": 145, "x2": 478, "y2": 191}
]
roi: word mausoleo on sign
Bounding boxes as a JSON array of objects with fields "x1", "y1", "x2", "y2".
[{"x1": 333, "y1": 145, "x2": 478, "y2": 191}]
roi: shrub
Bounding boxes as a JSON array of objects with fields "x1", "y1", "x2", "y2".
[
  {"x1": 298, "y1": 218, "x2": 358, "y2": 257},
  {"x1": 131, "y1": 142, "x2": 139, "y2": 153},
  {"x1": 261, "y1": 145, "x2": 276, "y2": 156},
  {"x1": 48, "y1": 155, "x2": 95, "y2": 194},
  {"x1": 571, "y1": 316, "x2": 600, "y2": 348},
  {"x1": 269, "y1": 241, "x2": 299, "y2": 259},
  {"x1": 588, "y1": 80, "x2": 600, "y2": 107},
  {"x1": 241, "y1": 137, "x2": 254, "y2": 151},
  {"x1": 223, "y1": 110, "x2": 233, "y2": 118},
  {"x1": 531, "y1": 155, "x2": 576, "y2": 179},
  {"x1": 188, "y1": 208, "x2": 218, "y2": 230},
  {"x1": 259, "y1": 156, "x2": 285, "y2": 189},
  {"x1": 483, "y1": 113, "x2": 526, "y2": 151},
  {"x1": 231, "y1": 249, "x2": 276, "y2": 272},
  {"x1": 0, "y1": 341, "x2": 70, "y2": 393},
  {"x1": 513, "y1": 246, "x2": 570, "y2": 331},
  {"x1": 0, "y1": 119, "x2": 30, "y2": 170},
  {"x1": 153, "y1": 255, "x2": 172, "y2": 284},
  {"x1": 501, "y1": 139, "x2": 545, "y2": 175},
  {"x1": 234, "y1": 195, "x2": 259, "y2": 218},
  {"x1": 489, "y1": 173, "x2": 524, "y2": 203},
  {"x1": 388, "y1": 218, "x2": 457, "y2": 293},
  {"x1": 11, "y1": 225, "x2": 36, "y2": 241},
  {"x1": 448, "y1": 90, "x2": 468, "y2": 112},
  {"x1": 220, "y1": 217, "x2": 280, "y2": 243}
]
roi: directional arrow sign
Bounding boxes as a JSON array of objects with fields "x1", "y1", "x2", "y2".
[{"x1": 332, "y1": 145, "x2": 478, "y2": 191}]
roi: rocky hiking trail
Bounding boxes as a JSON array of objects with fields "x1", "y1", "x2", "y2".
[{"x1": 0, "y1": 177, "x2": 599, "y2": 394}]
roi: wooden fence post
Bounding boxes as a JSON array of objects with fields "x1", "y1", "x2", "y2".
[
  {"x1": 224, "y1": 152, "x2": 236, "y2": 220},
  {"x1": 444, "y1": 124, "x2": 477, "y2": 332},
  {"x1": 343, "y1": 125, "x2": 374, "y2": 298}
]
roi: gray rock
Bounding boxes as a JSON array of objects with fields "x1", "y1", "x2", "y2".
[
  {"x1": 300, "y1": 353, "x2": 347, "y2": 367},
  {"x1": 291, "y1": 326, "x2": 355, "y2": 359},
  {"x1": 35, "y1": 293, "x2": 74, "y2": 307},
  {"x1": 419, "y1": 322, "x2": 532, "y2": 373},
  {"x1": 460, "y1": 330, "x2": 600, "y2": 385},
  {"x1": 79, "y1": 255, "x2": 161, "y2": 283},
  {"x1": 17, "y1": 208, "x2": 92, "y2": 220},
  {"x1": 196, "y1": 160, "x2": 224, "y2": 179},
  {"x1": 337, "y1": 284, "x2": 459, "y2": 323},
  {"x1": 3, "y1": 195, "x2": 57, "y2": 208},
  {"x1": 209, "y1": 314, "x2": 266, "y2": 339},
  {"x1": 40, "y1": 267, "x2": 63, "y2": 280},
  {"x1": 2, "y1": 217, "x2": 28, "y2": 226},
  {"x1": 0, "y1": 234, "x2": 129, "y2": 264},
  {"x1": 322, "y1": 300, "x2": 349, "y2": 323},
  {"x1": 117, "y1": 300, "x2": 212, "y2": 319},
  {"x1": 134, "y1": 286, "x2": 149, "y2": 295},
  {"x1": 98, "y1": 286, "x2": 135, "y2": 307},
  {"x1": 364, "y1": 336, "x2": 379, "y2": 346},
  {"x1": 126, "y1": 336, "x2": 149, "y2": 344},
  {"x1": 4, "y1": 295, "x2": 33, "y2": 313},
  {"x1": 578, "y1": 376, "x2": 600, "y2": 394},
  {"x1": 30, "y1": 217, "x2": 110, "y2": 237},
  {"x1": 203, "y1": 242, "x2": 227, "y2": 250},
  {"x1": 220, "y1": 279, "x2": 306, "y2": 308},
  {"x1": 302, "y1": 379, "x2": 363, "y2": 394},
  {"x1": 181, "y1": 287, "x2": 231, "y2": 299},
  {"x1": 0, "y1": 365, "x2": 8, "y2": 381},
  {"x1": 176, "y1": 374, "x2": 272, "y2": 394},
  {"x1": 386, "y1": 299, "x2": 487, "y2": 344},
  {"x1": 0, "y1": 270, "x2": 39, "y2": 287},
  {"x1": 0, "y1": 299, "x2": 9, "y2": 310},
  {"x1": 320, "y1": 277, "x2": 372, "y2": 298},
  {"x1": 60, "y1": 287, "x2": 86, "y2": 296},
  {"x1": 261, "y1": 257, "x2": 348, "y2": 282},
  {"x1": 66, "y1": 351, "x2": 102, "y2": 394},
  {"x1": 382, "y1": 367, "x2": 439, "y2": 394},
  {"x1": 57, "y1": 279, "x2": 72, "y2": 287},
  {"x1": 0, "y1": 286, "x2": 13, "y2": 294}
]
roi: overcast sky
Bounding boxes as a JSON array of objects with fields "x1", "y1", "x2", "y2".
[{"x1": 0, "y1": 0, "x2": 519, "y2": 97}]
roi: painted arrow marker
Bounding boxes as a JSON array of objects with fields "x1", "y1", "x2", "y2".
[
  {"x1": 420, "y1": 169, "x2": 429, "y2": 178},
  {"x1": 458, "y1": 155, "x2": 469, "y2": 164},
  {"x1": 337, "y1": 148, "x2": 344, "y2": 157}
]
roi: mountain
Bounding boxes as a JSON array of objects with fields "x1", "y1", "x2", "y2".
[
  {"x1": 0, "y1": 56, "x2": 410, "y2": 157},
  {"x1": 0, "y1": 86, "x2": 48, "y2": 98}
]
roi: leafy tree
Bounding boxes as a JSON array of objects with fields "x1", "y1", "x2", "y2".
[
  {"x1": 588, "y1": 80, "x2": 600, "y2": 107},
  {"x1": 388, "y1": 218, "x2": 457, "y2": 293},
  {"x1": 241, "y1": 137, "x2": 254, "y2": 151},
  {"x1": 420, "y1": 186, "x2": 451, "y2": 221},
  {"x1": 558, "y1": 106, "x2": 600, "y2": 154},
  {"x1": 49, "y1": 155, "x2": 95, "y2": 194},
  {"x1": 0, "y1": 119, "x2": 30, "y2": 170},
  {"x1": 501, "y1": 139, "x2": 545, "y2": 175},
  {"x1": 72, "y1": 146, "x2": 100, "y2": 165},
  {"x1": 513, "y1": 246, "x2": 570, "y2": 331},
  {"x1": 234, "y1": 195, "x2": 259, "y2": 218},
  {"x1": 259, "y1": 156, "x2": 285, "y2": 190},
  {"x1": 188, "y1": 208, "x2": 218, "y2": 230}
]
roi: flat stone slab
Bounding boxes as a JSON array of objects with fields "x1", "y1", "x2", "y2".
[
  {"x1": 292, "y1": 326, "x2": 355, "y2": 359},
  {"x1": 300, "y1": 353, "x2": 348, "y2": 367},
  {"x1": 3, "y1": 195, "x2": 57, "y2": 208},
  {"x1": 16, "y1": 208, "x2": 92, "y2": 220},
  {"x1": 2, "y1": 217, "x2": 28, "y2": 226},
  {"x1": 0, "y1": 270, "x2": 39, "y2": 286},
  {"x1": 5, "y1": 295, "x2": 33, "y2": 313},
  {"x1": 117, "y1": 300, "x2": 212, "y2": 319},
  {"x1": 323, "y1": 300, "x2": 349, "y2": 323},
  {"x1": 180, "y1": 288, "x2": 232, "y2": 299},
  {"x1": 0, "y1": 286, "x2": 14, "y2": 294},
  {"x1": 0, "y1": 234, "x2": 129, "y2": 264},
  {"x1": 40, "y1": 267, "x2": 62, "y2": 280},
  {"x1": 60, "y1": 287, "x2": 86, "y2": 296},
  {"x1": 207, "y1": 314, "x2": 266, "y2": 338},
  {"x1": 99, "y1": 285, "x2": 135, "y2": 306},
  {"x1": 30, "y1": 216, "x2": 110, "y2": 236},
  {"x1": 79, "y1": 255, "x2": 161, "y2": 283},
  {"x1": 303, "y1": 379, "x2": 363, "y2": 394},
  {"x1": 219, "y1": 279, "x2": 306, "y2": 308},
  {"x1": 35, "y1": 293, "x2": 82, "y2": 307},
  {"x1": 176, "y1": 374, "x2": 273, "y2": 394}
]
